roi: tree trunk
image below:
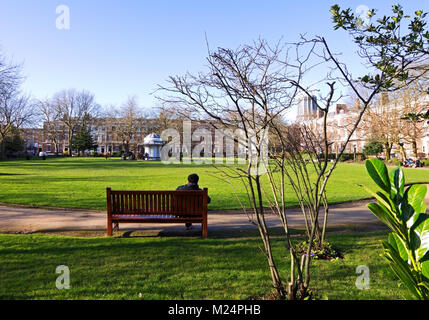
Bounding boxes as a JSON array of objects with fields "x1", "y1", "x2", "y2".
[
  {"x1": 0, "y1": 139, "x2": 5, "y2": 160},
  {"x1": 68, "y1": 131, "x2": 73, "y2": 157},
  {"x1": 384, "y1": 143, "x2": 391, "y2": 161},
  {"x1": 413, "y1": 140, "x2": 418, "y2": 159},
  {"x1": 398, "y1": 143, "x2": 407, "y2": 161},
  {"x1": 253, "y1": 175, "x2": 286, "y2": 299}
]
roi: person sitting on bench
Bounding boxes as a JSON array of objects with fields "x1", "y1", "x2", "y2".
[{"x1": 176, "y1": 173, "x2": 211, "y2": 230}]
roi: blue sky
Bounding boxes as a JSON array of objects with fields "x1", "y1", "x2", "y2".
[{"x1": 0, "y1": 0, "x2": 427, "y2": 114}]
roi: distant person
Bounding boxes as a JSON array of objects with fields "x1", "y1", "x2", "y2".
[
  {"x1": 414, "y1": 158, "x2": 421, "y2": 168},
  {"x1": 176, "y1": 173, "x2": 211, "y2": 230}
]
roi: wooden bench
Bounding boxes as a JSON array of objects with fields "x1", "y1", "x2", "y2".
[{"x1": 106, "y1": 187, "x2": 208, "y2": 238}]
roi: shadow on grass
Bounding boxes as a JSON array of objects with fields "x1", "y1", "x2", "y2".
[{"x1": 28, "y1": 222, "x2": 388, "y2": 241}]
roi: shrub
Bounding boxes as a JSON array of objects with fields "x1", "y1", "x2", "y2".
[
  {"x1": 318, "y1": 152, "x2": 365, "y2": 162},
  {"x1": 339, "y1": 153, "x2": 366, "y2": 162},
  {"x1": 364, "y1": 159, "x2": 429, "y2": 300},
  {"x1": 363, "y1": 141, "x2": 384, "y2": 156},
  {"x1": 295, "y1": 239, "x2": 343, "y2": 260}
]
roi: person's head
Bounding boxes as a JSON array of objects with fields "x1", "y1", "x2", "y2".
[{"x1": 187, "y1": 173, "x2": 199, "y2": 184}]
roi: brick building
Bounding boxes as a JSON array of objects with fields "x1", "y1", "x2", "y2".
[
  {"x1": 297, "y1": 93, "x2": 429, "y2": 159},
  {"x1": 20, "y1": 128, "x2": 44, "y2": 155}
]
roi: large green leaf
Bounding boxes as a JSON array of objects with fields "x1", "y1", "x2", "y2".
[
  {"x1": 365, "y1": 159, "x2": 391, "y2": 194},
  {"x1": 401, "y1": 198, "x2": 416, "y2": 224},
  {"x1": 367, "y1": 202, "x2": 402, "y2": 235},
  {"x1": 363, "y1": 184, "x2": 394, "y2": 213},
  {"x1": 377, "y1": 190, "x2": 399, "y2": 216},
  {"x1": 415, "y1": 214, "x2": 429, "y2": 261},
  {"x1": 383, "y1": 241, "x2": 422, "y2": 299},
  {"x1": 407, "y1": 184, "x2": 427, "y2": 215},
  {"x1": 389, "y1": 167, "x2": 404, "y2": 202},
  {"x1": 422, "y1": 260, "x2": 429, "y2": 279},
  {"x1": 402, "y1": 185, "x2": 427, "y2": 225},
  {"x1": 388, "y1": 233, "x2": 409, "y2": 262},
  {"x1": 409, "y1": 230, "x2": 421, "y2": 252}
]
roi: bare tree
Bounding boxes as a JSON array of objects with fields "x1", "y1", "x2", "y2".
[
  {"x1": 396, "y1": 78, "x2": 429, "y2": 158},
  {"x1": 0, "y1": 51, "x2": 21, "y2": 98},
  {"x1": 53, "y1": 89, "x2": 100, "y2": 156},
  {"x1": 38, "y1": 98, "x2": 62, "y2": 155},
  {"x1": 0, "y1": 52, "x2": 33, "y2": 159},
  {"x1": 110, "y1": 96, "x2": 144, "y2": 154},
  {"x1": 360, "y1": 93, "x2": 405, "y2": 160},
  {"x1": 0, "y1": 94, "x2": 33, "y2": 158},
  {"x1": 158, "y1": 39, "x2": 301, "y2": 298},
  {"x1": 157, "y1": 4, "x2": 428, "y2": 300},
  {"x1": 157, "y1": 32, "x2": 428, "y2": 300},
  {"x1": 155, "y1": 103, "x2": 185, "y2": 133}
]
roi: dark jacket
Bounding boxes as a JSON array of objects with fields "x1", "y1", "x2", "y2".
[{"x1": 176, "y1": 183, "x2": 211, "y2": 204}]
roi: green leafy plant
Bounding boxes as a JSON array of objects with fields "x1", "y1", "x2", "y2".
[
  {"x1": 363, "y1": 141, "x2": 384, "y2": 156},
  {"x1": 364, "y1": 158, "x2": 429, "y2": 299},
  {"x1": 295, "y1": 239, "x2": 343, "y2": 260}
]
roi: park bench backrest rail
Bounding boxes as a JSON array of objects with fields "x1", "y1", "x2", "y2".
[{"x1": 108, "y1": 189, "x2": 207, "y2": 216}]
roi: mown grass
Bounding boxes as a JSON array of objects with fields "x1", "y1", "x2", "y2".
[
  {"x1": 0, "y1": 230, "x2": 405, "y2": 300},
  {"x1": 1, "y1": 157, "x2": 429, "y2": 210}
]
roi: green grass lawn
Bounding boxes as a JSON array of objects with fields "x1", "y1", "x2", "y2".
[
  {"x1": 0, "y1": 230, "x2": 406, "y2": 300},
  {"x1": 1, "y1": 157, "x2": 429, "y2": 210}
]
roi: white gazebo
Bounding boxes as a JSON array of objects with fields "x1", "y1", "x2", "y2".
[{"x1": 142, "y1": 133, "x2": 163, "y2": 161}]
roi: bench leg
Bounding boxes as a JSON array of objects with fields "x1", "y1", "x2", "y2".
[
  {"x1": 202, "y1": 220, "x2": 208, "y2": 239},
  {"x1": 107, "y1": 219, "x2": 113, "y2": 236}
]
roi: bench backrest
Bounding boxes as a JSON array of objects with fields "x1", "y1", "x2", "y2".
[{"x1": 106, "y1": 188, "x2": 208, "y2": 217}]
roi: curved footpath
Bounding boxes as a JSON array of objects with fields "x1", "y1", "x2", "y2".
[{"x1": 0, "y1": 200, "x2": 386, "y2": 236}]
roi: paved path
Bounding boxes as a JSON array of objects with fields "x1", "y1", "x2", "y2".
[
  {"x1": 0, "y1": 200, "x2": 385, "y2": 235},
  {"x1": 3, "y1": 184, "x2": 429, "y2": 236}
]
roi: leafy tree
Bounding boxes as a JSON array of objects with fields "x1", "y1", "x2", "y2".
[
  {"x1": 71, "y1": 126, "x2": 96, "y2": 155},
  {"x1": 331, "y1": 4, "x2": 428, "y2": 90},
  {"x1": 364, "y1": 159, "x2": 429, "y2": 299},
  {"x1": 363, "y1": 141, "x2": 384, "y2": 156},
  {"x1": 0, "y1": 126, "x2": 24, "y2": 156}
]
